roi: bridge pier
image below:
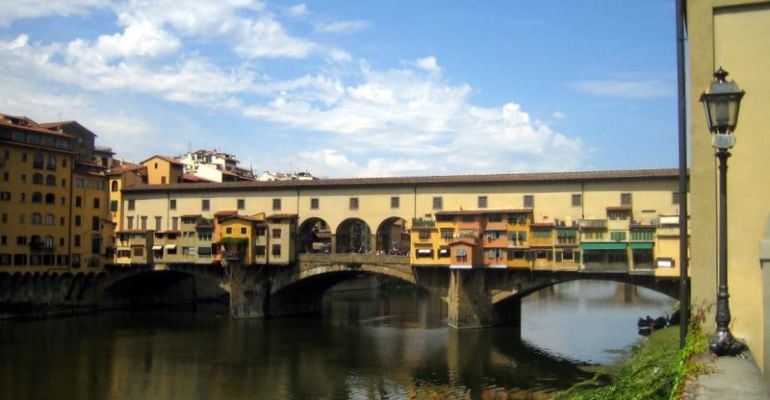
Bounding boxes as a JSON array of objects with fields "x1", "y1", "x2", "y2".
[
  {"x1": 448, "y1": 269, "x2": 495, "y2": 328},
  {"x1": 228, "y1": 264, "x2": 270, "y2": 318}
]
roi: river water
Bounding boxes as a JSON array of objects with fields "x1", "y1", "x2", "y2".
[{"x1": 0, "y1": 280, "x2": 675, "y2": 400}]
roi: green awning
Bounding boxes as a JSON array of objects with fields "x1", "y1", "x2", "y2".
[
  {"x1": 630, "y1": 242, "x2": 654, "y2": 250},
  {"x1": 581, "y1": 243, "x2": 627, "y2": 251}
]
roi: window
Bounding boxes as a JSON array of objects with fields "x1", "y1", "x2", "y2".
[
  {"x1": 631, "y1": 230, "x2": 654, "y2": 241},
  {"x1": 93, "y1": 198, "x2": 100, "y2": 208},
  {"x1": 61, "y1": 178, "x2": 66, "y2": 187},
  {"x1": 621, "y1": 193, "x2": 632, "y2": 206},
  {"x1": 155, "y1": 216, "x2": 162, "y2": 230},
  {"x1": 310, "y1": 198, "x2": 319, "y2": 210},
  {"x1": 1, "y1": 213, "x2": 5, "y2": 223},
  {"x1": 478, "y1": 196, "x2": 488, "y2": 209},
  {"x1": 349, "y1": 197, "x2": 359, "y2": 210},
  {"x1": 172, "y1": 217, "x2": 178, "y2": 231},
  {"x1": 75, "y1": 196, "x2": 84, "y2": 207},
  {"x1": 169, "y1": 199, "x2": 176, "y2": 210},
  {"x1": 441, "y1": 229, "x2": 453, "y2": 240},
  {"x1": 140, "y1": 216, "x2": 147, "y2": 230},
  {"x1": 240, "y1": 227, "x2": 247, "y2": 234},
  {"x1": 21, "y1": 174, "x2": 26, "y2": 183},
  {"x1": 533, "y1": 230, "x2": 551, "y2": 239},
  {"x1": 610, "y1": 231, "x2": 627, "y2": 241},
  {"x1": 91, "y1": 237, "x2": 100, "y2": 255},
  {"x1": 127, "y1": 199, "x2": 134, "y2": 210},
  {"x1": 672, "y1": 192, "x2": 680, "y2": 205},
  {"x1": 390, "y1": 196, "x2": 399, "y2": 209},
  {"x1": 45, "y1": 213, "x2": 54, "y2": 225},
  {"x1": 110, "y1": 200, "x2": 118, "y2": 212},
  {"x1": 255, "y1": 227, "x2": 266, "y2": 236},
  {"x1": 111, "y1": 181, "x2": 118, "y2": 192},
  {"x1": 432, "y1": 197, "x2": 443, "y2": 210},
  {"x1": 33, "y1": 153, "x2": 44, "y2": 169},
  {"x1": 226, "y1": 227, "x2": 232, "y2": 234},
  {"x1": 2, "y1": 172, "x2": 7, "y2": 181},
  {"x1": 126, "y1": 216, "x2": 134, "y2": 230},
  {"x1": 271, "y1": 244, "x2": 282, "y2": 257},
  {"x1": 46, "y1": 155, "x2": 56, "y2": 170},
  {"x1": 74, "y1": 235, "x2": 81, "y2": 247},
  {"x1": 32, "y1": 213, "x2": 42, "y2": 225},
  {"x1": 255, "y1": 246, "x2": 266, "y2": 256},
  {"x1": 455, "y1": 248, "x2": 467, "y2": 262},
  {"x1": 0, "y1": 192, "x2": 10, "y2": 201},
  {"x1": 32, "y1": 192, "x2": 42, "y2": 203},
  {"x1": 202, "y1": 199, "x2": 210, "y2": 211},
  {"x1": 272, "y1": 198, "x2": 281, "y2": 211},
  {"x1": 17, "y1": 236, "x2": 28, "y2": 245},
  {"x1": 419, "y1": 230, "x2": 431, "y2": 240},
  {"x1": 237, "y1": 199, "x2": 245, "y2": 210},
  {"x1": 45, "y1": 193, "x2": 55, "y2": 204},
  {"x1": 46, "y1": 175, "x2": 55, "y2": 186},
  {"x1": 523, "y1": 195, "x2": 534, "y2": 208},
  {"x1": 572, "y1": 194, "x2": 582, "y2": 207},
  {"x1": 33, "y1": 173, "x2": 43, "y2": 184},
  {"x1": 132, "y1": 247, "x2": 144, "y2": 257},
  {"x1": 272, "y1": 229, "x2": 281, "y2": 239}
]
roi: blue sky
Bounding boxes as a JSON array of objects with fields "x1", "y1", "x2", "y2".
[{"x1": 0, "y1": 0, "x2": 677, "y2": 178}]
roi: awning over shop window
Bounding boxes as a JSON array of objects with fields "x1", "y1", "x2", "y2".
[
  {"x1": 417, "y1": 249, "x2": 433, "y2": 255},
  {"x1": 166, "y1": 244, "x2": 177, "y2": 250},
  {"x1": 580, "y1": 243, "x2": 627, "y2": 251},
  {"x1": 151, "y1": 245, "x2": 163, "y2": 250},
  {"x1": 630, "y1": 242, "x2": 654, "y2": 250}
]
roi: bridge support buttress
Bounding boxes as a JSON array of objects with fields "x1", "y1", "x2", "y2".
[{"x1": 228, "y1": 263, "x2": 269, "y2": 318}]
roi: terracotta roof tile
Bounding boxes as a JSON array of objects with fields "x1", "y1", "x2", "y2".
[{"x1": 124, "y1": 168, "x2": 681, "y2": 194}]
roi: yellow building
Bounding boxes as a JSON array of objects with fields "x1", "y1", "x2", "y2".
[
  {"x1": 141, "y1": 155, "x2": 184, "y2": 185},
  {"x1": 72, "y1": 163, "x2": 114, "y2": 268},
  {"x1": 0, "y1": 115, "x2": 75, "y2": 270},
  {"x1": 688, "y1": 0, "x2": 770, "y2": 373}
]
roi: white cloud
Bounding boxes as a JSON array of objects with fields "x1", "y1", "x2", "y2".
[
  {"x1": 95, "y1": 20, "x2": 181, "y2": 59},
  {"x1": 286, "y1": 4, "x2": 307, "y2": 17},
  {"x1": 0, "y1": 4, "x2": 590, "y2": 178},
  {"x1": 572, "y1": 78, "x2": 673, "y2": 99},
  {"x1": 0, "y1": 0, "x2": 110, "y2": 27},
  {"x1": 552, "y1": 111, "x2": 566, "y2": 120},
  {"x1": 315, "y1": 20, "x2": 371, "y2": 34}
]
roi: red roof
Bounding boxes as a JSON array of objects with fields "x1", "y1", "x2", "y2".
[{"x1": 213, "y1": 210, "x2": 238, "y2": 218}]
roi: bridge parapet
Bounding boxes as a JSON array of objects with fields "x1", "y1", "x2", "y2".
[{"x1": 299, "y1": 253, "x2": 410, "y2": 266}]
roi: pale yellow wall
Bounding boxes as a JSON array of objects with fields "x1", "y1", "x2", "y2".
[{"x1": 688, "y1": 0, "x2": 770, "y2": 369}]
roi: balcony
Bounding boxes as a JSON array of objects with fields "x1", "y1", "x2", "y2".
[
  {"x1": 412, "y1": 218, "x2": 436, "y2": 228},
  {"x1": 579, "y1": 219, "x2": 607, "y2": 229}
]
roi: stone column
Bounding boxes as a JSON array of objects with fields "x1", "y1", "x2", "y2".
[{"x1": 447, "y1": 268, "x2": 497, "y2": 329}]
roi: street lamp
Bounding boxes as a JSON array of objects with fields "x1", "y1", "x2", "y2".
[{"x1": 700, "y1": 67, "x2": 745, "y2": 356}]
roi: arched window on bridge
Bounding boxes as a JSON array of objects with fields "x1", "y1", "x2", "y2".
[
  {"x1": 298, "y1": 218, "x2": 331, "y2": 254},
  {"x1": 336, "y1": 218, "x2": 371, "y2": 254},
  {"x1": 376, "y1": 217, "x2": 410, "y2": 256}
]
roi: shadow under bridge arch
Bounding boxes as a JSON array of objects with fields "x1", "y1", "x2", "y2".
[
  {"x1": 103, "y1": 269, "x2": 228, "y2": 306},
  {"x1": 266, "y1": 262, "x2": 419, "y2": 317}
]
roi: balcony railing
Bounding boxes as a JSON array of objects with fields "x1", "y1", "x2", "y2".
[
  {"x1": 579, "y1": 219, "x2": 607, "y2": 229},
  {"x1": 412, "y1": 218, "x2": 436, "y2": 228}
]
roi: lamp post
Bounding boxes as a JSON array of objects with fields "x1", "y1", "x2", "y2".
[{"x1": 700, "y1": 67, "x2": 745, "y2": 356}]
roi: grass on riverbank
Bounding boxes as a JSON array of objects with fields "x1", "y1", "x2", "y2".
[{"x1": 552, "y1": 324, "x2": 708, "y2": 400}]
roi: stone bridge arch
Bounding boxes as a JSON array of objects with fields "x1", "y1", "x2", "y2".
[
  {"x1": 375, "y1": 216, "x2": 410, "y2": 255},
  {"x1": 100, "y1": 265, "x2": 229, "y2": 306},
  {"x1": 297, "y1": 217, "x2": 332, "y2": 254}
]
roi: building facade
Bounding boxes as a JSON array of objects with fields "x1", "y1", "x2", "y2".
[{"x1": 688, "y1": 0, "x2": 770, "y2": 374}]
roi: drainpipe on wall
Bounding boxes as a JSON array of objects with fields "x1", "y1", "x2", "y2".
[{"x1": 676, "y1": 0, "x2": 690, "y2": 349}]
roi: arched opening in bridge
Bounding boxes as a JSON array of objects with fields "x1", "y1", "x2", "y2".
[
  {"x1": 298, "y1": 217, "x2": 332, "y2": 254},
  {"x1": 497, "y1": 280, "x2": 677, "y2": 364},
  {"x1": 104, "y1": 270, "x2": 227, "y2": 307},
  {"x1": 376, "y1": 217, "x2": 410, "y2": 255},
  {"x1": 335, "y1": 218, "x2": 372, "y2": 254},
  {"x1": 269, "y1": 270, "x2": 445, "y2": 327}
]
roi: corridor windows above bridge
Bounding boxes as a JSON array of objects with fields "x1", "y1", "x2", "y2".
[
  {"x1": 349, "y1": 197, "x2": 359, "y2": 210},
  {"x1": 237, "y1": 199, "x2": 245, "y2": 210},
  {"x1": 432, "y1": 197, "x2": 443, "y2": 211},
  {"x1": 127, "y1": 199, "x2": 134, "y2": 210},
  {"x1": 272, "y1": 198, "x2": 281, "y2": 211},
  {"x1": 272, "y1": 229, "x2": 281, "y2": 239},
  {"x1": 523, "y1": 195, "x2": 534, "y2": 208},
  {"x1": 310, "y1": 198, "x2": 319, "y2": 210},
  {"x1": 478, "y1": 196, "x2": 488, "y2": 209},
  {"x1": 202, "y1": 199, "x2": 210, "y2": 211},
  {"x1": 390, "y1": 196, "x2": 399, "y2": 209},
  {"x1": 169, "y1": 199, "x2": 176, "y2": 210},
  {"x1": 572, "y1": 194, "x2": 582, "y2": 207}
]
